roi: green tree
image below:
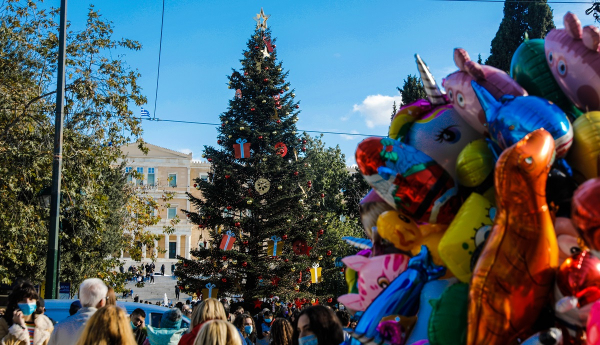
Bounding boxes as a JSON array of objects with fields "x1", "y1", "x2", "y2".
[
  {"x1": 485, "y1": 0, "x2": 555, "y2": 71},
  {"x1": 397, "y1": 75, "x2": 426, "y2": 107},
  {"x1": 0, "y1": 1, "x2": 167, "y2": 292}
]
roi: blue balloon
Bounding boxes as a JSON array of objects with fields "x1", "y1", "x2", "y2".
[
  {"x1": 471, "y1": 81, "x2": 573, "y2": 158},
  {"x1": 350, "y1": 246, "x2": 446, "y2": 345},
  {"x1": 405, "y1": 279, "x2": 453, "y2": 345}
]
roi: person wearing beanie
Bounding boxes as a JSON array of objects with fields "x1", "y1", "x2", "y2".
[{"x1": 144, "y1": 309, "x2": 186, "y2": 345}]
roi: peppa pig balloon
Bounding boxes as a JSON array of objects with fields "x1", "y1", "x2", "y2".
[
  {"x1": 443, "y1": 48, "x2": 527, "y2": 134},
  {"x1": 471, "y1": 80, "x2": 573, "y2": 157},
  {"x1": 545, "y1": 12, "x2": 600, "y2": 112},
  {"x1": 337, "y1": 253, "x2": 410, "y2": 311}
]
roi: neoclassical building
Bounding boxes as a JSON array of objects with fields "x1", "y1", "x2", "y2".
[{"x1": 118, "y1": 143, "x2": 211, "y2": 263}]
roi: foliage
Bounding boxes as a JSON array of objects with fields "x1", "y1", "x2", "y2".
[
  {"x1": 397, "y1": 75, "x2": 426, "y2": 107},
  {"x1": 0, "y1": 0, "x2": 167, "y2": 293},
  {"x1": 485, "y1": 0, "x2": 554, "y2": 71},
  {"x1": 176, "y1": 26, "x2": 365, "y2": 302}
]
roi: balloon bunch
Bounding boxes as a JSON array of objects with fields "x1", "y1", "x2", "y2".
[{"x1": 342, "y1": 12, "x2": 600, "y2": 345}]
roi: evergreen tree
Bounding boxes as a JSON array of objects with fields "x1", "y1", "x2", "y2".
[
  {"x1": 391, "y1": 101, "x2": 398, "y2": 120},
  {"x1": 176, "y1": 15, "x2": 348, "y2": 302},
  {"x1": 397, "y1": 75, "x2": 426, "y2": 107},
  {"x1": 477, "y1": 54, "x2": 483, "y2": 64},
  {"x1": 485, "y1": 0, "x2": 555, "y2": 71}
]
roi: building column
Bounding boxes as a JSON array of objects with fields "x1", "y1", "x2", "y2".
[
  {"x1": 176, "y1": 234, "x2": 181, "y2": 257},
  {"x1": 120, "y1": 250, "x2": 124, "y2": 259},
  {"x1": 185, "y1": 235, "x2": 191, "y2": 259},
  {"x1": 142, "y1": 244, "x2": 147, "y2": 259},
  {"x1": 153, "y1": 240, "x2": 158, "y2": 259}
]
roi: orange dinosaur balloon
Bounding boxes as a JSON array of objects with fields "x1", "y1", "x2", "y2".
[{"x1": 468, "y1": 129, "x2": 559, "y2": 345}]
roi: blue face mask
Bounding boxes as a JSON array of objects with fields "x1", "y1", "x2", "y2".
[
  {"x1": 131, "y1": 321, "x2": 137, "y2": 330},
  {"x1": 264, "y1": 318, "x2": 272, "y2": 323},
  {"x1": 244, "y1": 325, "x2": 253, "y2": 334},
  {"x1": 18, "y1": 303, "x2": 37, "y2": 316},
  {"x1": 298, "y1": 334, "x2": 318, "y2": 345}
]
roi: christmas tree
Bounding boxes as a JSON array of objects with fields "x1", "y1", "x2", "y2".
[{"x1": 176, "y1": 10, "x2": 359, "y2": 304}]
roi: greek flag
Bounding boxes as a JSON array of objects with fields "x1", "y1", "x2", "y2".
[{"x1": 140, "y1": 108, "x2": 151, "y2": 118}]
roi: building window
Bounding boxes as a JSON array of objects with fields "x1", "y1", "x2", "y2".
[
  {"x1": 148, "y1": 168, "x2": 155, "y2": 186},
  {"x1": 168, "y1": 173, "x2": 177, "y2": 187},
  {"x1": 125, "y1": 167, "x2": 133, "y2": 184},
  {"x1": 136, "y1": 167, "x2": 144, "y2": 186},
  {"x1": 200, "y1": 174, "x2": 208, "y2": 182},
  {"x1": 167, "y1": 207, "x2": 177, "y2": 219}
]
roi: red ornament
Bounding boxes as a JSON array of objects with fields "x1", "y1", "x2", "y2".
[
  {"x1": 307, "y1": 181, "x2": 312, "y2": 186},
  {"x1": 318, "y1": 229, "x2": 324, "y2": 235},
  {"x1": 327, "y1": 250, "x2": 332, "y2": 256},
  {"x1": 227, "y1": 206, "x2": 232, "y2": 210},
  {"x1": 251, "y1": 108, "x2": 255, "y2": 111},
  {"x1": 199, "y1": 224, "x2": 205, "y2": 228},
  {"x1": 327, "y1": 297, "x2": 333, "y2": 303},
  {"x1": 222, "y1": 278, "x2": 227, "y2": 283},
  {"x1": 305, "y1": 267, "x2": 311, "y2": 272},
  {"x1": 269, "y1": 294, "x2": 274, "y2": 298},
  {"x1": 254, "y1": 46, "x2": 259, "y2": 49},
  {"x1": 273, "y1": 45, "x2": 276, "y2": 49},
  {"x1": 222, "y1": 256, "x2": 227, "y2": 261},
  {"x1": 275, "y1": 142, "x2": 288, "y2": 157},
  {"x1": 276, "y1": 120, "x2": 281, "y2": 124},
  {"x1": 217, "y1": 140, "x2": 222, "y2": 144},
  {"x1": 294, "y1": 171, "x2": 299, "y2": 176},
  {"x1": 340, "y1": 268, "x2": 345, "y2": 272},
  {"x1": 320, "y1": 193, "x2": 325, "y2": 198},
  {"x1": 221, "y1": 123, "x2": 225, "y2": 127},
  {"x1": 235, "y1": 222, "x2": 241, "y2": 227},
  {"x1": 244, "y1": 71, "x2": 248, "y2": 75},
  {"x1": 557, "y1": 251, "x2": 600, "y2": 306},
  {"x1": 258, "y1": 136, "x2": 263, "y2": 139},
  {"x1": 242, "y1": 262, "x2": 248, "y2": 267},
  {"x1": 193, "y1": 184, "x2": 197, "y2": 187},
  {"x1": 302, "y1": 139, "x2": 307, "y2": 144},
  {"x1": 282, "y1": 234, "x2": 288, "y2": 240},
  {"x1": 225, "y1": 175, "x2": 231, "y2": 179},
  {"x1": 243, "y1": 241, "x2": 248, "y2": 245},
  {"x1": 280, "y1": 90, "x2": 284, "y2": 94},
  {"x1": 284, "y1": 258, "x2": 289, "y2": 263},
  {"x1": 258, "y1": 276, "x2": 263, "y2": 280},
  {"x1": 297, "y1": 278, "x2": 302, "y2": 283},
  {"x1": 263, "y1": 78, "x2": 269, "y2": 82},
  {"x1": 295, "y1": 105, "x2": 300, "y2": 109},
  {"x1": 208, "y1": 158, "x2": 213, "y2": 162},
  {"x1": 302, "y1": 146, "x2": 306, "y2": 152},
  {"x1": 265, "y1": 67, "x2": 269, "y2": 70}
]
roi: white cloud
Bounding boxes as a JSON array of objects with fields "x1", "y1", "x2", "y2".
[
  {"x1": 340, "y1": 130, "x2": 359, "y2": 140},
  {"x1": 353, "y1": 94, "x2": 402, "y2": 128},
  {"x1": 178, "y1": 148, "x2": 192, "y2": 155}
]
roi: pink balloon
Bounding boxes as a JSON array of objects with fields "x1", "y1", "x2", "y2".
[{"x1": 588, "y1": 301, "x2": 600, "y2": 345}]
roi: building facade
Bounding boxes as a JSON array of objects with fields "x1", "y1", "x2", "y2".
[{"x1": 118, "y1": 143, "x2": 211, "y2": 263}]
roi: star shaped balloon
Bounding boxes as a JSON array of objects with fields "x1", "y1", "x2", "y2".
[{"x1": 253, "y1": 8, "x2": 270, "y2": 31}]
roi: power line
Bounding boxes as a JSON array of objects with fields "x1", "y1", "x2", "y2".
[
  {"x1": 139, "y1": 117, "x2": 377, "y2": 137},
  {"x1": 152, "y1": 0, "x2": 166, "y2": 120}
]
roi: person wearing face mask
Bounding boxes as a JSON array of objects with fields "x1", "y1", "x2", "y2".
[
  {"x1": 256, "y1": 311, "x2": 273, "y2": 345},
  {"x1": 130, "y1": 308, "x2": 147, "y2": 345},
  {"x1": 233, "y1": 313, "x2": 256, "y2": 345},
  {"x1": 0, "y1": 280, "x2": 54, "y2": 345},
  {"x1": 292, "y1": 306, "x2": 344, "y2": 345}
]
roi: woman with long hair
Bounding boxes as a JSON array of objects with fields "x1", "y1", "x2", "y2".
[
  {"x1": 0, "y1": 280, "x2": 54, "y2": 345},
  {"x1": 75, "y1": 305, "x2": 137, "y2": 345},
  {"x1": 178, "y1": 298, "x2": 226, "y2": 345},
  {"x1": 233, "y1": 313, "x2": 256, "y2": 345},
  {"x1": 292, "y1": 306, "x2": 344, "y2": 345},
  {"x1": 270, "y1": 318, "x2": 293, "y2": 345},
  {"x1": 193, "y1": 320, "x2": 241, "y2": 345},
  {"x1": 106, "y1": 287, "x2": 117, "y2": 306}
]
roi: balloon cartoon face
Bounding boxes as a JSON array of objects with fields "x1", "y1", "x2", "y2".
[
  {"x1": 406, "y1": 105, "x2": 482, "y2": 179},
  {"x1": 355, "y1": 137, "x2": 461, "y2": 224},
  {"x1": 472, "y1": 81, "x2": 573, "y2": 158},
  {"x1": 555, "y1": 217, "x2": 582, "y2": 265},
  {"x1": 443, "y1": 48, "x2": 527, "y2": 134},
  {"x1": 557, "y1": 251, "x2": 600, "y2": 310},
  {"x1": 337, "y1": 253, "x2": 410, "y2": 311},
  {"x1": 572, "y1": 178, "x2": 600, "y2": 257},
  {"x1": 568, "y1": 111, "x2": 600, "y2": 180},
  {"x1": 545, "y1": 12, "x2": 600, "y2": 111}
]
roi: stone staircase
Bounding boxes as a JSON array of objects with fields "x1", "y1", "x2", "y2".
[{"x1": 119, "y1": 274, "x2": 191, "y2": 304}]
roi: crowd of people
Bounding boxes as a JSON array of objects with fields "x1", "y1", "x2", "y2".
[{"x1": 0, "y1": 278, "x2": 350, "y2": 345}]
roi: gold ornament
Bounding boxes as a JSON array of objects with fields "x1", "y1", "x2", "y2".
[
  {"x1": 262, "y1": 100, "x2": 267, "y2": 103},
  {"x1": 277, "y1": 185, "x2": 283, "y2": 190},
  {"x1": 291, "y1": 93, "x2": 296, "y2": 97},
  {"x1": 285, "y1": 86, "x2": 290, "y2": 90},
  {"x1": 291, "y1": 267, "x2": 296, "y2": 272},
  {"x1": 240, "y1": 126, "x2": 245, "y2": 130},
  {"x1": 247, "y1": 199, "x2": 253, "y2": 205},
  {"x1": 312, "y1": 218, "x2": 318, "y2": 222},
  {"x1": 286, "y1": 219, "x2": 291, "y2": 223},
  {"x1": 232, "y1": 260, "x2": 237, "y2": 265},
  {"x1": 277, "y1": 68, "x2": 282, "y2": 72},
  {"x1": 202, "y1": 154, "x2": 206, "y2": 158},
  {"x1": 228, "y1": 135, "x2": 232, "y2": 138},
  {"x1": 299, "y1": 199, "x2": 304, "y2": 204},
  {"x1": 255, "y1": 178, "x2": 271, "y2": 195},
  {"x1": 294, "y1": 285, "x2": 300, "y2": 291},
  {"x1": 286, "y1": 112, "x2": 290, "y2": 115},
  {"x1": 262, "y1": 157, "x2": 268, "y2": 162},
  {"x1": 318, "y1": 255, "x2": 323, "y2": 260},
  {"x1": 272, "y1": 131, "x2": 277, "y2": 134},
  {"x1": 292, "y1": 131, "x2": 296, "y2": 134}
]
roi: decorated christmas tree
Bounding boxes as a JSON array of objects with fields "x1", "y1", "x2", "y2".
[{"x1": 176, "y1": 10, "x2": 361, "y2": 304}]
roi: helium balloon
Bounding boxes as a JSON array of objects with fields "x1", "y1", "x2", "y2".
[
  {"x1": 555, "y1": 217, "x2": 582, "y2": 265},
  {"x1": 376, "y1": 210, "x2": 448, "y2": 268},
  {"x1": 338, "y1": 253, "x2": 410, "y2": 311},
  {"x1": 389, "y1": 99, "x2": 434, "y2": 141},
  {"x1": 428, "y1": 283, "x2": 469, "y2": 345},
  {"x1": 567, "y1": 111, "x2": 600, "y2": 181},
  {"x1": 520, "y1": 328, "x2": 563, "y2": 345},
  {"x1": 350, "y1": 246, "x2": 446, "y2": 345},
  {"x1": 443, "y1": 48, "x2": 527, "y2": 134},
  {"x1": 588, "y1": 301, "x2": 600, "y2": 345},
  {"x1": 545, "y1": 12, "x2": 600, "y2": 112},
  {"x1": 405, "y1": 279, "x2": 454, "y2": 345},
  {"x1": 471, "y1": 80, "x2": 573, "y2": 158},
  {"x1": 572, "y1": 178, "x2": 600, "y2": 258},
  {"x1": 455, "y1": 139, "x2": 495, "y2": 189},
  {"x1": 510, "y1": 37, "x2": 582, "y2": 119},
  {"x1": 438, "y1": 193, "x2": 495, "y2": 283},
  {"x1": 355, "y1": 136, "x2": 461, "y2": 224},
  {"x1": 468, "y1": 129, "x2": 558, "y2": 345}
]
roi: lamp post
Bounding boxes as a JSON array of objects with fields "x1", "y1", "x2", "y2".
[{"x1": 45, "y1": 0, "x2": 68, "y2": 300}]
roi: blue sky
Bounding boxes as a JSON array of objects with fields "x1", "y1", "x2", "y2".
[{"x1": 62, "y1": 0, "x2": 597, "y2": 165}]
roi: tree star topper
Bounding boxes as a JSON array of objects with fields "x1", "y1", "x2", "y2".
[{"x1": 253, "y1": 8, "x2": 271, "y2": 31}]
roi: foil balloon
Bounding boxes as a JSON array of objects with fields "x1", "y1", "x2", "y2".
[
  {"x1": 355, "y1": 136, "x2": 461, "y2": 224},
  {"x1": 572, "y1": 178, "x2": 600, "y2": 258},
  {"x1": 338, "y1": 253, "x2": 410, "y2": 311},
  {"x1": 443, "y1": 48, "x2": 527, "y2": 134},
  {"x1": 510, "y1": 36, "x2": 582, "y2": 119},
  {"x1": 588, "y1": 301, "x2": 600, "y2": 345},
  {"x1": 438, "y1": 193, "x2": 495, "y2": 283},
  {"x1": 471, "y1": 80, "x2": 573, "y2": 158},
  {"x1": 405, "y1": 279, "x2": 454, "y2": 345},
  {"x1": 555, "y1": 217, "x2": 582, "y2": 265},
  {"x1": 520, "y1": 329, "x2": 563, "y2": 345},
  {"x1": 468, "y1": 129, "x2": 559, "y2": 345},
  {"x1": 376, "y1": 210, "x2": 448, "y2": 268},
  {"x1": 554, "y1": 251, "x2": 600, "y2": 343},
  {"x1": 428, "y1": 283, "x2": 469, "y2": 345},
  {"x1": 545, "y1": 12, "x2": 600, "y2": 112},
  {"x1": 567, "y1": 111, "x2": 600, "y2": 181},
  {"x1": 350, "y1": 246, "x2": 446, "y2": 345},
  {"x1": 455, "y1": 139, "x2": 495, "y2": 189}
]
